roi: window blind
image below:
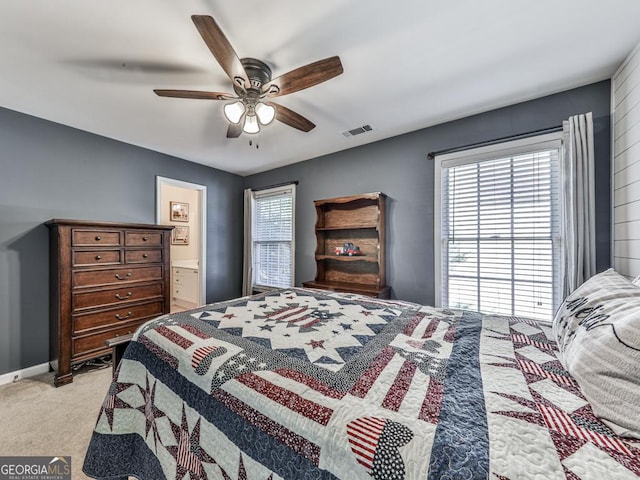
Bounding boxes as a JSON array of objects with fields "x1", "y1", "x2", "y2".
[
  {"x1": 252, "y1": 187, "x2": 294, "y2": 289},
  {"x1": 439, "y1": 145, "x2": 561, "y2": 321}
]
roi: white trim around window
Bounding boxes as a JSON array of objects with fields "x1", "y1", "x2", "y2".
[
  {"x1": 434, "y1": 132, "x2": 563, "y2": 321},
  {"x1": 248, "y1": 183, "x2": 296, "y2": 292}
]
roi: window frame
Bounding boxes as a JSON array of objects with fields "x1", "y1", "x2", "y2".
[
  {"x1": 250, "y1": 183, "x2": 296, "y2": 292},
  {"x1": 434, "y1": 132, "x2": 563, "y2": 320}
]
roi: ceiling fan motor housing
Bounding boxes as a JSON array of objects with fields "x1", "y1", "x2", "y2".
[{"x1": 235, "y1": 58, "x2": 272, "y2": 94}]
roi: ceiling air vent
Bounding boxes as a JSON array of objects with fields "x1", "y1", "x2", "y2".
[{"x1": 341, "y1": 124, "x2": 373, "y2": 138}]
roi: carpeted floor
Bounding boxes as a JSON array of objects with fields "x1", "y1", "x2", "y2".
[{"x1": 0, "y1": 365, "x2": 114, "y2": 480}]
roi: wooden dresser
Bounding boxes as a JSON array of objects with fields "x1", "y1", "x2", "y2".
[{"x1": 46, "y1": 219, "x2": 173, "y2": 386}]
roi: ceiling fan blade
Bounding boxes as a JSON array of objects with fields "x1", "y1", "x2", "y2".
[
  {"x1": 154, "y1": 89, "x2": 235, "y2": 100},
  {"x1": 270, "y1": 102, "x2": 315, "y2": 132},
  {"x1": 263, "y1": 56, "x2": 343, "y2": 97},
  {"x1": 227, "y1": 122, "x2": 243, "y2": 138},
  {"x1": 191, "y1": 15, "x2": 249, "y2": 90}
]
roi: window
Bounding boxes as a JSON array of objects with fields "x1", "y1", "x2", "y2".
[
  {"x1": 435, "y1": 133, "x2": 562, "y2": 321},
  {"x1": 251, "y1": 184, "x2": 295, "y2": 290}
]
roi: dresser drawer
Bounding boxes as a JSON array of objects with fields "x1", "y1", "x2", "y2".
[
  {"x1": 73, "y1": 266, "x2": 163, "y2": 288},
  {"x1": 72, "y1": 320, "x2": 148, "y2": 357},
  {"x1": 73, "y1": 249, "x2": 122, "y2": 267},
  {"x1": 72, "y1": 229, "x2": 122, "y2": 247},
  {"x1": 73, "y1": 300, "x2": 164, "y2": 334},
  {"x1": 126, "y1": 249, "x2": 162, "y2": 264},
  {"x1": 125, "y1": 231, "x2": 163, "y2": 246},
  {"x1": 73, "y1": 283, "x2": 163, "y2": 311}
]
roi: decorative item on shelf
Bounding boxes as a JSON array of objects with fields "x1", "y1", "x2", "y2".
[{"x1": 335, "y1": 242, "x2": 362, "y2": 256}]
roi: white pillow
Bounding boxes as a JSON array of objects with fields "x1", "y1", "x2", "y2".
[
  {"x1": 633, "y1": 275, "x2": 640, "y2": 286},
  {"x1": 553, "y1": 268, "x2": 640, "y2": 438}
]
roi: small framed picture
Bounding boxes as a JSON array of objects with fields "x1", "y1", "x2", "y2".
[
  {"x1": 170, "y1": 201, "x2": 189, "y2": 222},
  {"x1": 171, "y1": 226, "x2": 189, "y2": 245}
]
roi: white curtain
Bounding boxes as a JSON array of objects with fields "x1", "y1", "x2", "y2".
[
  {"x1": 241, "y1": 188, "x2": 253, "y2": 296},
  {"x1": 561, "y1": 112, "x2": 596, "y2": 297}
]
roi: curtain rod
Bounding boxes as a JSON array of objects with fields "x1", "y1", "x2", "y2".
[
  {"x1": 427, "y1": 125, "x2": 563, "y2": 160},
  {"x1": 251, "y1": 180, "x2": 299, "y2": 192}
]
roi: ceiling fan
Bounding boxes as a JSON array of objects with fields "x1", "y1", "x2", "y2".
[{"x1": 154, "y1": 15, "x2": 344, "y2": 138}]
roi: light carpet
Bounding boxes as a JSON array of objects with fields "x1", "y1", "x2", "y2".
[{"x1": 0, "y1": 365, "x2": 114, "y2": 480}]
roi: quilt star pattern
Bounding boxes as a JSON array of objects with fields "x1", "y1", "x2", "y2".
[
  {"x1": 191, "y1": 291, "x2": 396, "y2": 371},
  {"x1": 83, "y1": 289, "x2": 640, "y2": 480}
]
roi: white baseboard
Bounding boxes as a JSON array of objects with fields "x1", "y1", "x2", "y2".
[{"x1": 0, "y1": 362, "x2": 50, "y2": 386}]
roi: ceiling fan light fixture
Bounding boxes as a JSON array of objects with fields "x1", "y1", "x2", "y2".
[
  {"x1": 255, "y1": 102, "x2": 276, "y2": 125},
  {"x1": 223, "y1": 101, "x2": 245, "y2": 124},
  {"x1": 243, "y1": 114, "x2": 260, "y2": 134}
]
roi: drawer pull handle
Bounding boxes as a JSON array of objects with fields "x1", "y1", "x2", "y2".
[
  {"x1": 142, "y1": 237, "x2": 148, "y2": 241},
  {"x1": 142, "y1": 254, "x2": 148, "y2": 258},
  {"x1": 115, "y1": 292, "x2": 133, "y2": 300},
  {"x1": 95, "y1": 236, "x2": 102, "y2": 241},
  {"x1": 95, "y1": 255, "x2": 102, "y2": 260},
  {"x1": 115, "y1": 272, "x2": 132, "y2": 280},
  {"x1": 115, "y1": 311, "x2": 133, "y2": 320}
]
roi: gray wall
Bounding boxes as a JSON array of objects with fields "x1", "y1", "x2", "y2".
[
  {"x1": 245, "y1": 80, "x2": 612, "y2": 305},
  {"x1": 0, "y1": 107, "x2": 244, "y2": 376},
  {"x1": 0, "y1": 80, "x2": 612, "y2": 375}
]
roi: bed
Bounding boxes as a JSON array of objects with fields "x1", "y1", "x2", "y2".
[{"x1": 83, "y1": 284, "x2": 640, "y2": 479}]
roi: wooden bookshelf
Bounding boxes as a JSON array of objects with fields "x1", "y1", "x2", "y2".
[{"x1": 303, "y1": 192, "x2": 389, "y2": 298}]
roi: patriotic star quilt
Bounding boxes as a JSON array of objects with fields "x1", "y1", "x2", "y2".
[{"x1": 83, "y1": 288, "x2": 640, "y2": 479}]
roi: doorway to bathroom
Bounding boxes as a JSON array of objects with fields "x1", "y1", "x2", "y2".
[{"x1": 156, "y1": 176, "x2": 207, "y2": 312}]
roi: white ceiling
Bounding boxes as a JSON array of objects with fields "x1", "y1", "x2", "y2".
[{"x1": 1, "y1": 1, "x2": 639, "y2": 176}]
